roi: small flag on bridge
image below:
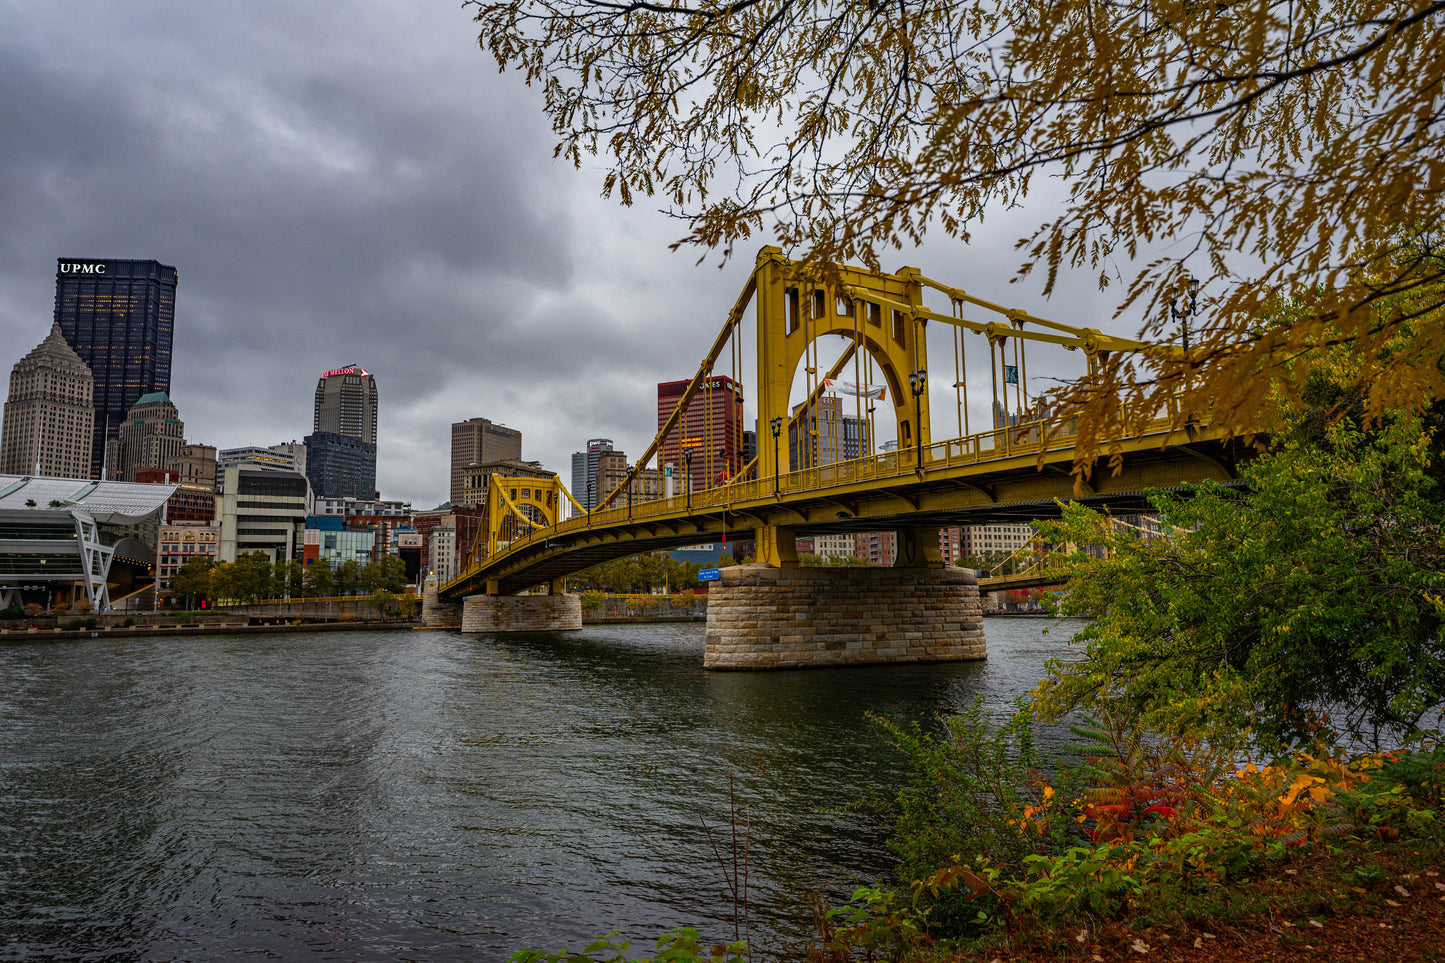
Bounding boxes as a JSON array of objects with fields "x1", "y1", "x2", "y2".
[
  {"x1": 822, "y1": 378, "x2": 886, "y2": 400},
  {"x1": 1004, "y1": 365, "x2": 1020, "y2": 384}
]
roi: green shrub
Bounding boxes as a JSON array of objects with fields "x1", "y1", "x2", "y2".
[
  {"x1": 874, "y1": 700, "x2": 1073, "y2": 880},
  {"x1": 867, "y1": 700, "x2": 1081, "y2": 935},
  {"x1": 859, "y1": 702, "x2": 1445, "y2": 944},
  {"x1": 511, "y1": 928, "x2": 746, "y2": 963}
]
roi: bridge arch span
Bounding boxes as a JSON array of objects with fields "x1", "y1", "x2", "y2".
[{"x1": 757, "y1": 256, "x2": 930, "y2": 482}]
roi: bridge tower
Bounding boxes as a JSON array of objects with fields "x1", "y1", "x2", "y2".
[
  {"x1": 699, "y1": 249, "x2": 986, "y2": 669},
  {"x1": 751, "y1": 246, "x2": 936, "y2": 565},
  {"x1": 459, "y1": 473, "x2": 586, "y2": 632}
]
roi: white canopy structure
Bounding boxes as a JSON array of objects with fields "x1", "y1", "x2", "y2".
[{"x1": 0, "y1": 474, "x2": 175, "y2": 612}]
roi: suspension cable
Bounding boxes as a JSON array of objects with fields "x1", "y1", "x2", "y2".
[
  {"x1": 952, "y1": 299, "x2": 966, "y2": 440},
  {"x1": 853, "y1": 297, "x2": 863, "y2": 463},
  {"x1": 1013, "y1": 336, "x2": 1026, "y2": 421}
]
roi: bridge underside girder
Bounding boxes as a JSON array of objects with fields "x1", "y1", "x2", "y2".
[{"x1": 440, "y1": 431, "x2": 1251, "y2": 598}]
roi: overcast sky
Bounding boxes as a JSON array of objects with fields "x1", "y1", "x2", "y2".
[{"x1": 0, "y1": 1, "x2": 1147, "y2": 509}]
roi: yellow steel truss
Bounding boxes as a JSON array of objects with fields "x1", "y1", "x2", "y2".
[
  {"x1": 447, "y1": 248, "x2": 1220, "y2": 597},
  {"x1": 479, "y1": 474, "x2": 585, "y2": 587}
]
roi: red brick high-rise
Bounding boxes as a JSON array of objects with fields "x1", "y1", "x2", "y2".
[{"x1": 656, "y1": 376, "x2": 744, "y2": 495}]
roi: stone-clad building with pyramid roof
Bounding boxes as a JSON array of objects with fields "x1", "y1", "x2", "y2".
[
  {"x1": 0, "y1": 324, "x2": 95, "y2": 479},
  {"x1": 109, "y1": 391, "x2": 185, "y2": 482}
]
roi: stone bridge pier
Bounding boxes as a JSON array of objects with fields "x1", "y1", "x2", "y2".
[
  {"x1": 704, "y1": 525, "x2": 986, "y2": 670},
  {"x1": 425, "y1": 575, "x2": 583, "y2": 633},
  {"x1": 421, "y1": 575, "x2": 462, "y2": 627},
  {"x1": 460, "y1": 593, "x2": 582, "y2": 632}
]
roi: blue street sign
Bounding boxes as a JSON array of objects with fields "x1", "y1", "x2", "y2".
[{"x1": 698, "y1": 568, "x2": 722, "y2": 582}]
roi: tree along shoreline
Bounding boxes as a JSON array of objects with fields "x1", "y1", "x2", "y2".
[{"x1": 0, "y1": 615, "x2": 416, "y2": 642}]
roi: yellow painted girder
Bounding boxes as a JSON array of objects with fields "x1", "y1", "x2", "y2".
[
  {"x1": 441, "y1": 418, "x2": 1234, "y2": 596},
  {"x1": 600, "y1": 270, "x2": 759, "y2": 510},
  {"x1": 841, "y1": 286, "x2": 1152, "y2": 355},
  {"x1": 441, "y1": 248, "x2": 1226, "y2": 598}
]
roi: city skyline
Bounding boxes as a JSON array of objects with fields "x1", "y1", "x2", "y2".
[{"x1": 0, "y1": 3, "x2": 1144, "y2": 510}]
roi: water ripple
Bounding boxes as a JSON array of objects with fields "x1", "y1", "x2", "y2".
[{"x1": 0, "y1": 618, "x2": 1083, "y2": 961}]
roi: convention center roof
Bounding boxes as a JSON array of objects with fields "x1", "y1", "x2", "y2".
[{"x1": 0, "y1": 475, "x2": 175, "y2": 524}]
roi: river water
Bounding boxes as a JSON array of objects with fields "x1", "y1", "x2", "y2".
[{"x1": 0, "y1": 617, "x2": 1085, "y2": 961}]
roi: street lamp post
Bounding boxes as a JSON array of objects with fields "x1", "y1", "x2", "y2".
[
  {"x1": 908, "y1": 369, "x2": 927, "y2": 471},
  {"x1": 1170, "y1": 275, "x2": 1201, "y2": 358},
  {"x1": 684, "y1": 448, "x2": 694, "y2": 513},
  {"x1": 1170, "y1": 276, "x2": 1201, "y2": 413},
  {"x1": 769, "y1": 417, "x2": 783, "y2": 497}
]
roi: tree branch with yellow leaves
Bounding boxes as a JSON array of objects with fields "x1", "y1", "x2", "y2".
[{"x1": 470, "y1": 0, "x2": 1445, "y2": 462}]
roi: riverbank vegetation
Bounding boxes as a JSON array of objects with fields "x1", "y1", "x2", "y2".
[
  {"x1": 515, "y1": 328, "x2": 1445, "y2": 959},
  {"x1": 168, "y1": 552, "x2": 409, "y2": 607},
  {"x1": 570, "y1": 550, "x2": 873, "y2": 595},
  {"x1": 570, "y1": 554, "x2": 712, "y2": 594}
]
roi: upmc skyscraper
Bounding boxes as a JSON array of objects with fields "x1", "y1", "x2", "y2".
[{"x1": 54, "y1": 258, "x2": 178, "y2": 478}]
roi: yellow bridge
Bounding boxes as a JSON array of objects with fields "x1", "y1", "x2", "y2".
[{"x1": 441, "y1": 247, "x2": 1244, "y2": 602}]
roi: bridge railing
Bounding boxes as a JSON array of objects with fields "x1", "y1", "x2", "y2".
[{"x1": 456, "y1": 411, "x2": 1186, "y2": 585}]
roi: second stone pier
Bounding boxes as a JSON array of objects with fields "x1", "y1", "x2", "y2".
[
  {"x1": 703, "y1": 564, "x2": 987, "y2": 670},
  {"x1": 461, "y1": 593, "x2": 582, "y2": 632}
]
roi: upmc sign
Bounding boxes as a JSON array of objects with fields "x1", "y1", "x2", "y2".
[{"x1": 58, "y1": 261, "x2": 108, "y2": 275}]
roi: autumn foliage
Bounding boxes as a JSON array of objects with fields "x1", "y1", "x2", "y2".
[
  {"x1": 826, "y1": 710, "x2": 1445, "y2": 958},
  {"x1": 470, "y1": 0, "x2": 1445, "y2": 462}
]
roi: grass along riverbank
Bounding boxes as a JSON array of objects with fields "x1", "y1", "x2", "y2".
[{"x1": 510, "y1": 722, "x2": 1445, "y2": 963}]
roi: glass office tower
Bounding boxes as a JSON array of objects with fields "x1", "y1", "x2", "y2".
[
  {"x1": 53, "y1": 258, "x2": 178, "y2": 478},
  {"x1": 304, "y1": 430, "x2": 378, "y2": 500}
]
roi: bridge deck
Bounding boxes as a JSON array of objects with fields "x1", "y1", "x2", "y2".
[{"x1": 441, "y1": 417, "x2": 1246, "y2": 598}]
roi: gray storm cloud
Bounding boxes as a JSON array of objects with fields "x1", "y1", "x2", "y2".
[{"x1": 0, "y1": 0, "x2": 1132, "y2": 508}]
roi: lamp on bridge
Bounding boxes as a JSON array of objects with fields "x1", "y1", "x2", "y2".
[
  {"x1": 1170, "y1": 275, "x2": 1201, "y2": 358},
  {"x1": 908, "y1": 368, "x2": 927, "y2": 471},
  {"x1": 684, "y1": 447, "x2": 694, "y2": 512},
  {"x1": 769, "y1": 417, "x2": 783, "y2": 496}
]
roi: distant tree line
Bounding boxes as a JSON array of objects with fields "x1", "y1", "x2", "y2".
[
  {"x1": 168, "y1": 552, "x2": 408, "y2": 607},
  {"x1": 569, "y1": 553, "x2": 709, "y2": 594}
]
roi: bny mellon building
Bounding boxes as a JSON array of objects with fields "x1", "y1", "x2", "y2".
[
  {"x1": 0, "y1": 324, "x2": 95, "y2": 479},
  {"x1": 313, "y1": 364, "x2": 378, "y2": 443},
  {"x1": 306, "y1": 364, "x2": 378, "y2": 499}
]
